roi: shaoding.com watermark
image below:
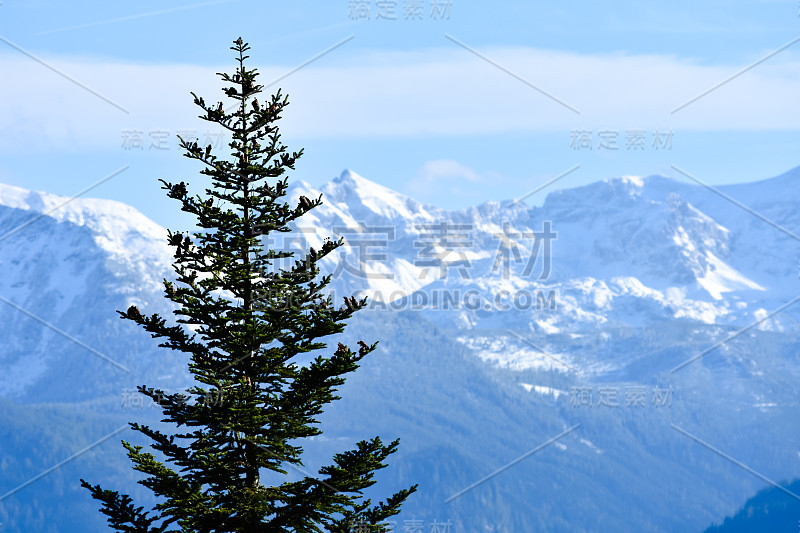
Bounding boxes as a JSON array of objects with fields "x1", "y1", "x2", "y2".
[{"x1": 251, "y1": 287, "x2": 558, "y2": 313}]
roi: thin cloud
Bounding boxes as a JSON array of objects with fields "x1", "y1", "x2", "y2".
[
  {"x1": 1, "y1": 45, "x2": 800, "y2": 153},
  {"x1": 406, "y1": 160, "x2": 502, "y2": 204}
]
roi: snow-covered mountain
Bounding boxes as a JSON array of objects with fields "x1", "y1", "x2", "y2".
[
  {"x1": 282, "y1": 168, "x2": 800, "y2": 370},
  {"x1": 1, "y1": 167, "x2": 800, "y2": 532},
  {"x1": 312, "y1": 169, "x2": 795, "y2": 314},
  {"x1": 0, "y1": 183, "x2": 186, "y2": 400}
]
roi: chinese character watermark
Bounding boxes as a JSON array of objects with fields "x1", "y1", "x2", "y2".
[
  {"x1": 570, "y1": 129, "x2": 673, "y2": 151},
  {"x1": 246, "y1": 220, "x2": 559, "y2": 312},
  {"x1": 570, "y1": 385, "x2": 673, "y2": 408},
  {"x1": 332, "y1": 222, "x2": 396, "y2": 280},
  {"x1": 121, "y1": 387, "x2": 225, "y2": 409},
  {"x1": 255, "y1": 221, "x2": 555, "y2": 283},
  {"x1": 348, "y1": 0, "x2": 452, "y2": 20},
  {"x1": 347, "y1": 518, "x2": 452, "y2": 532},
  {"x1": 491, "y1": 221, "x2": 555, "y2": 280},
  {"x1": 414, "y1": 222, "x2": 473, "y2": 280},
  {"x1": 122, "y1": 129, "x2": 226, "y2": 151}
]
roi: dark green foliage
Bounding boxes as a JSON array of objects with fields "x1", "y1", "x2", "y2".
[{"x1": 81, "y1": 38, "x2": 416, "y2": 532}]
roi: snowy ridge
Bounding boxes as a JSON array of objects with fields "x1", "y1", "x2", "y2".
[
  {"x1": 0, "y1": 183, "x2": 173, "y2": 294},
  {"x1": 1, "y1": 165, "x2": 799, "y2": 388},
  {"x1": 283, "y1": 169, "x2": 797, "y2": 326},
  {"x1": 278, "y1": 167, "x2": 800, "y2": 371}
]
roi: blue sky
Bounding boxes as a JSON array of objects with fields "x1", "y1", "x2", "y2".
[{"x1": 1, "y1": 1, "x2": 800, "y2": 230}]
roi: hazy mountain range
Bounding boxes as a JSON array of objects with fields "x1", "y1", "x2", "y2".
[{"x1": 1, "y1": 167, "x2": 799, "y2": 531}]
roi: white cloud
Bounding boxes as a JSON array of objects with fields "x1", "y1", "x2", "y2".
[
  {"x1": 412, "y1": 159, "x2": 484, "y2": 185},
  {"x1": 2, "y1": 44, "x2": 800, "y2": 153},
  {"x1": 406, "y1": 159, "x2": 502, "y2": 204}
]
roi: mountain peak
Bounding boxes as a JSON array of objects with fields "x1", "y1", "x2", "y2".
[
  {"x1": 333, "y1": 168, "x2": 359, "y2": 184},
  {"x1": 0, "y1": 182, "x2": 56, "y2": 213},
  {"x1": 322, "y1": 169, "x2": 435, "y2": 221},
  {"x1": 330, "y1": 169, "x2": 394, "y2": 196},
  {"x1": 605, "y1": 175, "x2": 644, "y2": 187},
  {"x1": 0, "y1": 181, "x2": 148, "y2": 225}
]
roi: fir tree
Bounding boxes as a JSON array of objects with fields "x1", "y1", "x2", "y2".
[{"x1": 81, "y1": 37, "x2": 416, "y2": 532}]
